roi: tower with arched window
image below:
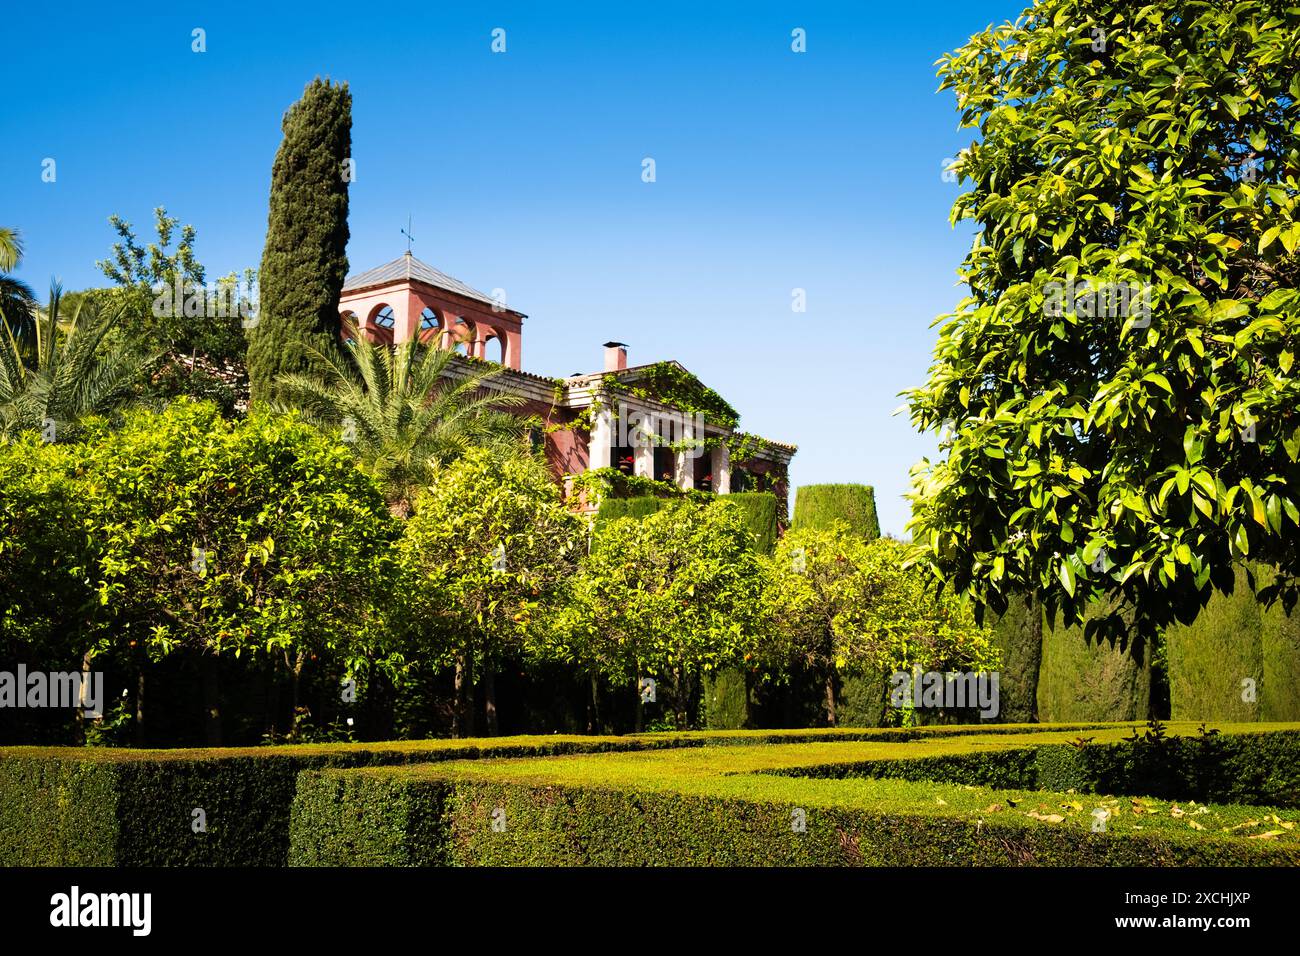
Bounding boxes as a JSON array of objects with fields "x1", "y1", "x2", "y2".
[{"x1": 337, "y1": 250, "x2": 524, "y2": 367}]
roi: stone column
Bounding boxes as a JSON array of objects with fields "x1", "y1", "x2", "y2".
[
  {"x1": 588, "y1": 399, "x2": 614, "y2": 472},
  {"x1": 674, "y1": 419, "x2": 696, "y2": 490},
  {"x1": 711, "y1": 442, "x2": 731, "y2": 494},
  {"x1": 629, "y1": 406, "x2": 654, "y2": 478}
]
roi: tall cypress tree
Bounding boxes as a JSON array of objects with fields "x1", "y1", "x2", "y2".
[{"x1": 247, "y1": 78, "x2": 352, "y2": 404}]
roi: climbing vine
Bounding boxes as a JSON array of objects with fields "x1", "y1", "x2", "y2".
[{"x1": 601, "y1": 363, "x2": 740, "y2": 430}]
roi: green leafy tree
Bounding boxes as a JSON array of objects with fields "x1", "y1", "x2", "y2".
[
  {"x1": 94, "y1": 208, "x2": 253, "y2": 414},
  {"x1": 558, "y1": 499, "x2": 764, "y2": 731},
  {"x1": 79, "y1": 400, "x2": 398, "y2": 743},
  {"x1": 0, "y1": 437, "x2": 93, "y2": 663},
  {"x1": 761, "y1": 527, "x2": 996, "y2": 725},
  {"x1": 276, "y1": 323, "x2": 528, "y2": 516},
  {"x1": 906, "y1": 0, "x2": 1300, "y2": 646},
  {"x1": 247, "y1": 78, "x2": 352, "y2": 405},
  {"x1": 398, "y1": 448, "x2": 584, "y2": 736},
  {"x1": 0, "y1": 283, "x2": 149, "y2": 440}
]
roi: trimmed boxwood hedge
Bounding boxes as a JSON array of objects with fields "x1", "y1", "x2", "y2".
[
  {"x1": 290, "y1": 724, "x2": 1300, "y2": 867},
  {"x1": 3, "y1": 724, "x2": 1095, "y2": 865},
  {"x1": 722, "y1": 491, "x2": 780, "y2": 555},
  {"x1": 772, "y1": 731, "x2": 1300, "y2": 808},
  {"x1": 791, "y1": 484, "x2": 880, "y2": 540},
  {"x1": 592, "y1": 495, "x2": 671, "y2": 535},
  {"x1": 0, "y1": 735, "x2": 681, "y2": 866},
  {"x1": 10, "y1": 722, "x2": 1294, "y2": 866}
]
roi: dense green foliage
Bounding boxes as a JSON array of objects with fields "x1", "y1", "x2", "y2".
[
  {"x1": 556, "y1": 499, "x2": 763, "y2": 729},
  {"x1": 247, "y1": 78, "x2": 352, "y2": 405},
  {"x1": 0, "y1": 438, "x2": 89, "y2": 663},
  {"x1": 907, "y1": 0, "x2": 1300, "y2": 644},
  {"x1": 94, "y1": 208, "x2": 253, "y2": 414},
  {"x1": 80, "y1": 400, "x2": 397, "y2": 679},
  {"x1": 759, "y1": 527, "x2": 996, "y2": 725},
  {"x1": 792, "y1": 484, "x2": 880, "y2": 539},
  {"x1": 399, "y1": 449, "x2": 584, "y2": 734},
  {"x1": 0, "y1": 400, "x2": 398, "y2": 744}
]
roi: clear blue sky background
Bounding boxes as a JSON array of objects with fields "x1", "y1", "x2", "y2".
[{"x1": 2, "y1": 0, "x2": 1023, "y2": 535}]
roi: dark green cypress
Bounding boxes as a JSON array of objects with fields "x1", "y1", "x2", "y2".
[{"x1": 247, "y1": 78, "x2": 352, "y2": 405}]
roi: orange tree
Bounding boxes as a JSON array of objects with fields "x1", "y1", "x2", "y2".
[{"x1": 906, "y1": 0, "x2": 1300, "y2": 647}]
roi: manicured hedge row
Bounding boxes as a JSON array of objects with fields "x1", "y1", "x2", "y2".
[
  {"x1": 770, "y1": 731, "x2": 1300, "y2": 808},
  {"x1": 7, "y1": 722, "x2": 1274, "y2": 866},
  {"x1": 791, "y1": 484, "x2": 880, "y2": 540},
  {"x1": 0, "y1": 736, "x2": 674, "y2": 866},
  {"x1": 592, "y1": 495, "x2": 670, "y2": 535},
  {"x1": 723, "y1": 491, "x2": 780, "y2": 555},
  {"x1": 290, "y1": 755, "x2": 1300, "y2": 867}
]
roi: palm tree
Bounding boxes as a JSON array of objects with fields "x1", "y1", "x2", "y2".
[
  {"x1": 276, "y1": 321, "x2": 532, "y2": 515},
  {"x1": 0, "y1": 228, "x2": 38, "y2": 346},
  {"x1": 0, "y1": 281, "x2": 149, "y2": 439}
]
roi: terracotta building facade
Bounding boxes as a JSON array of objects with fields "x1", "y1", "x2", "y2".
[{"x1": 339, "y1": 252, "x2": 796, "y2": 510}]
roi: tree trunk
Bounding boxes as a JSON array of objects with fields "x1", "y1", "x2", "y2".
[
  {"x1": 483, "y1": 667, "x2": 498, "y2": 736},
  {"x1": 634, "y1": 667, "x2": 645, "y2": 733},
  {"x1": 133, "y1": 670, "x2": 146, "y2": 747},
  {"x1": 77, "y1": 649, "x2": 99, "y2": 741},
  {"x1": 289, "y1": 651, "x2": 305, "y2": 740},
  {"x1": 453, "y1": 650, "x2": 474, "y2": 738},
  {"x1": 268, "y1": 653, "x2": 282, "y2": 739},
  {"x1": 201, "y1": 655, "x2": 223, "y2": 746},
  {"x1": 588, "y1": 671, "x2": 602, "y2": 734},
  {"x1": 824, "y1": 672, "x2": 837, "y2": 727}
]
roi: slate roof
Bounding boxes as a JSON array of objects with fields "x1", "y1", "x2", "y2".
[{"x1": 343, "y1": 252, "x2": 511, "y2": 311}]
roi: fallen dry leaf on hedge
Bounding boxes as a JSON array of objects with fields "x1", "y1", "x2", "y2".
[
  {"x1": 1027, "y1": 811, "x2": 1065, "y2": 823},
  {"x1": 1188, "y1": 820, "x2": 1205, "y2": 831},
  {"x1": 1062, "y1": 800, "x2": 1083, "y2": 812},
  {"x1": 984, "y1": 804, "x2": 1003, "y2": 813},
  {"x1": 1222, "y1": 819, "x2": 1260, "y2": 832},
  {"x1": 1248, "y1": 831, "x2": 1284, "y2": 840},
  {"x1": 1170, "y1": 805, "x2": 1185, "y2": 818}
]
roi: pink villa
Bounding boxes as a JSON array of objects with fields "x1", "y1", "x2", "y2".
[{"x1": 338, "y1": 251, "x2": 796, "y2": 512}]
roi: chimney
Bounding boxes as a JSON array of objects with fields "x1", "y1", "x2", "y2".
[{"x1": 603, "y1": 341, "x2": 628, "y2": 372}]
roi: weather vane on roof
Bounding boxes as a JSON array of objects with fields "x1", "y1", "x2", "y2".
[{"x1": 401, "y1": 215, "x2": 415, "y2": 254}]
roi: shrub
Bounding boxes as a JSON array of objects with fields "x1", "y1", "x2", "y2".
[
  {"x1": 290, "y1": 725, "x2": 1300, "y2": 866},
  {"x1": 0, "y1": 736, "x2": 671, "y2": 866},
  {"x1": 791, "y1": 485, "x2": 880, "y2": 540},
  {"x1": 723, "y1": 491, "x2": 779, "y2": 555},
  {"x1": 592, "y1": 495, "x2": 671, "y2": 536}
]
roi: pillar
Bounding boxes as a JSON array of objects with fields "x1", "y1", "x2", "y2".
[
  {"x1": 632, "y1": 407, "x2": 654, "y2": 478},
  {"x1": 675, "y1": 420, "x2": 696, "y2": 490},
  {"x1": 588, "y1": 401, "x2": 614, "y2": 472},
  {"x1": 711, "y1": 443, "x2": 731, "y2": 494}
]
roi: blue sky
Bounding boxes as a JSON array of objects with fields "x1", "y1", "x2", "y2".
[{"x1": 2, "y1": 0, "x2": 1022, "y2": 535}]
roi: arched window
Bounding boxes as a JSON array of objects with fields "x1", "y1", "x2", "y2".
[
  {"x1": 484, "y1": 334, "x2": 504, "y2": 364},
  {"x1": 453, "y1": 317, "x2": 474, "y2": 354},
  {"x1": 420, "y1": 308, "x2": 440, "y2": 331},
  {"x1": 374, "y1": 306, "x2": 396, "y2": 329}
]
